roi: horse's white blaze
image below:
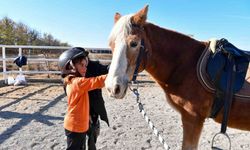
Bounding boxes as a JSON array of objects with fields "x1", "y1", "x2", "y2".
[
  {"x1": 105, "y1": 14, "x2": 133, "y2": 98},
  {"x1": 105, "y1": 39, "x2": 128, "y2": 98}
]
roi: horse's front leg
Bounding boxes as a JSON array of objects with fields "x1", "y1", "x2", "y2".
[{"x1": 181, "y1": 113, "x2": 205, "y2": 150}]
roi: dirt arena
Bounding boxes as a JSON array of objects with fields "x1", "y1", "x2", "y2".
[{"x1": 0, "y1": 74, "x2": 250, "y2": 150}]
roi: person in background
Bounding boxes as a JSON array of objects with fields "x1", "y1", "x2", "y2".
[
  {"x1": 85, "y1": 54, "x2": 110, "y2": 150},
  {"x1": 58, "y1": 47, "x2": 107, "y2": 150}
]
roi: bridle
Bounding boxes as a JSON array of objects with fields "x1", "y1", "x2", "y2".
[
  {"x1": 131, "y1": 39, "x2": 146, "y2": 82},
  {"x1": 129, "y1": 23, "x2": 148, "y2": 82}
]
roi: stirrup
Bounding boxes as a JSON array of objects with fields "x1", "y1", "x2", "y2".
[{"x1": 211, "y1": 132, "x2": 231, "y2": 150}]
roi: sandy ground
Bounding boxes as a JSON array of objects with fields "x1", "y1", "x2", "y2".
[{"x1": 0, "y1": 74, "x2": 250, "y2": 150}]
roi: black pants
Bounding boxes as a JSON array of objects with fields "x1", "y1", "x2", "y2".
[
  {"x1": 65, "y1": 116, "x2": 100, "y2": 150},
  {"x1": 65, "y1": 129, "x2": 87, "y2": 150},
  {"x1": 87, "y1": 119, "x2": 100, "y2": 150}
]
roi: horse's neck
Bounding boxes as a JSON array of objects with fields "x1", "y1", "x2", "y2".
[{"x1": 143, "y1": 23, "x2": 207, "y2": 86}]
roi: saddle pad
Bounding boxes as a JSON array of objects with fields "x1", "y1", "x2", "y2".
[{"x1": 197, "y1": 44, "x2": 250, "y2": 99}]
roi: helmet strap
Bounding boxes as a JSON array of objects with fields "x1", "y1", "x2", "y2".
[
  {"x1": 69, "y1": 60, "x2": 75, "y2": 70},
  {"x1": 69, "y1": 60, "x2": 82, "y2": 77}
]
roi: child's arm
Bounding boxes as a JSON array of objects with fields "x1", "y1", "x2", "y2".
[{"x1": 76, "y1": 75, "x2": 107, "y2": 92}]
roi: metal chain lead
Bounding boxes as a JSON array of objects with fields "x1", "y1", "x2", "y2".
[{"x1": 129, "y1": 84, "x2": 170, "y2": 150}]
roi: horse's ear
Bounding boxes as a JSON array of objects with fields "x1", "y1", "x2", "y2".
[
  {"x1": 131, "y1": 5, "x2": 148, "y2": 26},
  {"x1": 114, "y1": 12, "x2": 121, "y2": 24}
]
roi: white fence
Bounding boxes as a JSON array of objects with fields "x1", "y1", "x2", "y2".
[{"x1": 0, "y1": 45, "x2": 111, "y2": 84}]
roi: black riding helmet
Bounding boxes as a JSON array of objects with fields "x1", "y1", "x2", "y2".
[{"x1": 58, "y1": 47, "x2": 89, "y2": 76}]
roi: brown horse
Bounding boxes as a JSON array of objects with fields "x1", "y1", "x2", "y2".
[{"x1": 105, "y1": 5, "x2": 250, "y2": 150}]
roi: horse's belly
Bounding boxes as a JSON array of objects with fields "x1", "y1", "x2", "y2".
[{"x1": 214, "y1": 98, "x2": 250, "y2": 131}]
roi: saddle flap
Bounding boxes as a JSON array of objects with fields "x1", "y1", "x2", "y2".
[
  {"x1": 206, "y1": 39, "x2": 249, "y2": 93},
  {"x1": 207, "y1": 51, "x2": 226, "y2": 83}
]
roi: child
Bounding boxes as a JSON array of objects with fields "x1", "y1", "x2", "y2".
[{"x1": 58, "y1": 47, "x2": 106, "y2": 150}]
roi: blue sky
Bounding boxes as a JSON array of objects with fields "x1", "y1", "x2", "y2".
[{"x1": 0, "y1": 0, "x2": 249, "y2": 49}]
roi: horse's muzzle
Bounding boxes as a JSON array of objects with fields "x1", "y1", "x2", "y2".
[{"x1": 105, "y1": 76, "x2": 128, "y2": 99}]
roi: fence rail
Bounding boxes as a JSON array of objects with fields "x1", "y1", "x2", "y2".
[{"x1": 0, "y1": 45, "x2": 111, "y2": 84}]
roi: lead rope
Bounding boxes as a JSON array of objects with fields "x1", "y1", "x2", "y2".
[{"x1": 129, "y1": 82, "x2": 170, "y2": 150}]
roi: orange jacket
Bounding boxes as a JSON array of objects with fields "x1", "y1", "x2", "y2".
[{"x1": 64, "y1": 75, "x2": 106, "y2": 133}]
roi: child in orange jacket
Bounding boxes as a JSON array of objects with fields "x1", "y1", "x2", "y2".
[{"x1": 58, "y1": 47, "x2": 106, "y2": 150}]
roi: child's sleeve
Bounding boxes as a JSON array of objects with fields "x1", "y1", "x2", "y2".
[{"x1": 77, "y1": 75, "x2": 107, "y2": 91}]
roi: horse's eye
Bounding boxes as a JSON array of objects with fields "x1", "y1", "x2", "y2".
[{"x1": 130, "y1": 41, "x2": 138, "y2": 48}]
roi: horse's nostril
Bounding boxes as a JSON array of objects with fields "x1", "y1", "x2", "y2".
[
  {"x1": 114, "y1": 84, "x2": 120, "y2": 95},
  {"x1": 107, "y1": 88, "x2": 111, "y2": 93}
]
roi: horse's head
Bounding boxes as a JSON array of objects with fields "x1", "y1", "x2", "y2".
[{"x1": 105, "y1": 5, "x2": 149, "y2": 99}]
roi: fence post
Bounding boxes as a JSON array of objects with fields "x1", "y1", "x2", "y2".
[
  {"x1": 18, "y1": 47, "x2": 23, "y2": 75},
  {"x1": 2, "y1": 46, "x2": 7, "y2": 84}
]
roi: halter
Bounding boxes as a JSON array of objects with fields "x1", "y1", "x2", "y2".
[{"x1": 131, "y1": 39, "x2": 146, "y2": 82}]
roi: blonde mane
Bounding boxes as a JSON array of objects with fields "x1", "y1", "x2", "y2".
[{"x1": 108, "y1": 14, "x2": 133, "y2": 45}]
